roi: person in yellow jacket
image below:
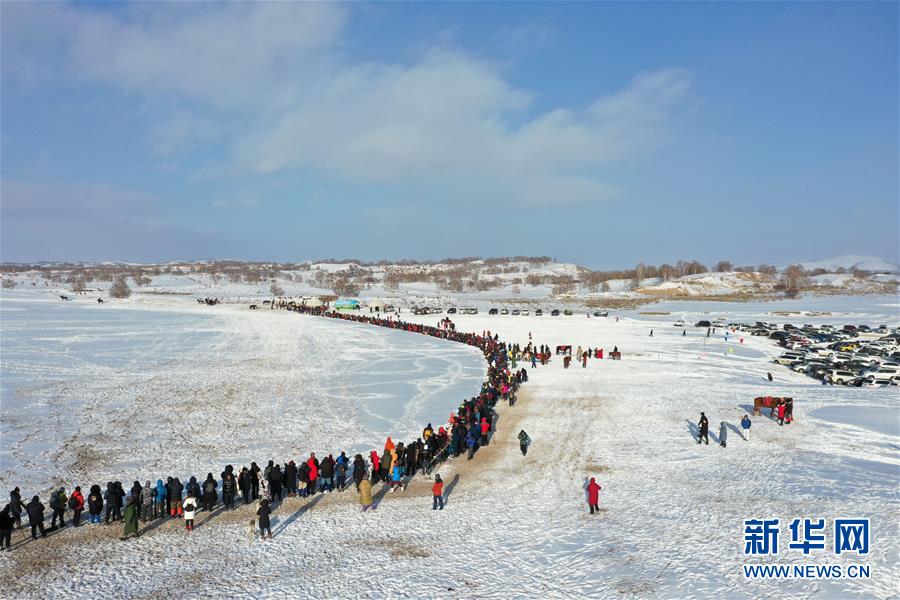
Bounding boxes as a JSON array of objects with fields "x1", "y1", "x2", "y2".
[{"x1": 358, "y1": 479, "x2": 374, "y2": 512}]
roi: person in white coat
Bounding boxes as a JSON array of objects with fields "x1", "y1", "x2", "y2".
[{"x1": 183, "y1": 493, "x2": 198, "y2": 532}]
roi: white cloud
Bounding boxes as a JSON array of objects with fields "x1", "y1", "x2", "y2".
[{"x1": 2, "y1": 3, "x2": 691, "y2": 207}]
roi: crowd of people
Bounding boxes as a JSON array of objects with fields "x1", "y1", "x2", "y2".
[{"x1": 0, "y1": 302, "x2": 531, "y2": 548}]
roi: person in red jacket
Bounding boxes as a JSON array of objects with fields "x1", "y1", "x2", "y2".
[
  {"x1": 479, "y1": 418, "x2": 490, "y2": 446},
  {"x1": 369, "y1": 450, "x2": 380, "y2": 483},
  {"x1": 777, "y1": 401, "x2": 786, "y2": 426},
  {"x1": 70, "y1": 486, "x2": 85, "y2": 527},
  {"x1": 587, "y1": 477, "x2": 602, "y2": 514},
  {"x1": 432, "y1": 474, "x2": 444, "y2": 510}
]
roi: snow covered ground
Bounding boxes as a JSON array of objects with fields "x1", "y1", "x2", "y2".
[
  {"x1": 0, "y1": 289, "x2": 897, "y2": 598},
  {"x1": 0, "y1": 291, "x2": 484, "y2": 493}
]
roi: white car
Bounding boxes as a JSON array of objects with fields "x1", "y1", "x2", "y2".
[
  {"x1": 825, "y1": 370, "x2": 855, "y2": 384},
  {"x1": 712, "y1": 319, "x2": 725, "y2": 328},
  {"x1": 774, "y1": 352, "x2": 805, "y2": 365},
  {"x1": 674, "y1": 319, "x2": 686, "y2": 327}
]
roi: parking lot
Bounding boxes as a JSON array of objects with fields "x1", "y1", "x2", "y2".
[{"x1": 732, "y1": 321, "x2": 900, "y2": 387}]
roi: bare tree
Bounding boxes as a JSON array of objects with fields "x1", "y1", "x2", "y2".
[
  {"x1": 600, "y1": 281, "x2": 610, "y2": 293},
  {"x1": 714, "y1": 260, "x2": 733, "y2": 273},
  {"x1": 71, "y1": 277, "x2": 87, "y2": 293},
  {"x1": 109, "y1": 275, "x2": 132, "y2": 299},
  {"x1": 632, "y1": 263, "x2": 645, "y2": 289},
  {"x1": 1, "y1": 278, "x2": 15, "y2": 289},
  {"x1": 269, "y1": 282, "x2": 285, "y2": 296},
  {"x1": 332, "y1": 277, "x2": 360, "y2": 297},
  {"x1": 780, "y1": 264, "x2": 809, "y2": 298},
  {"x1": 757, "y1": 264, "x2": 777, "y2": 275}
]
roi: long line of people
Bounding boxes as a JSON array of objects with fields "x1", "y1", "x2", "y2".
[{"x1": 0, "y1": 303, "x2": 529, "y2": 548}]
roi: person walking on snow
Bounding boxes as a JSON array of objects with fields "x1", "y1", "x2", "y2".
[
  {"x1": 26, "y1": 495, "x2": 46, "y2": 539},
  {"x1": 183, "y1": 493, "x2": 198, "y2": 532},
  {"x1": 587, "y1": 477, "x2": 602, "y2": 514},
  {"x1": 357, "y1": 479, "x2": 374, "y2": 512},
  {"x1": 432, "y1": 474, "x2": 444, "y2": 510},
  {"x1": 777, "y1": 401, "x2": 786, "y2": 426},
  {"x1": 719, "y1": 421, "x2": 728, "y2": 448},
  {"x1": 257, "y1": 499, "x2": 272, "y2": 539},
  {"x1": 518, "y1": 430, "x2": 531, "y2": 456},
  {"x1": 697, "y1": 412, "x2": 709, "y2": 445},
  {"x1": 649, "y1": 329, "x2": 653, "y2": 337},
  {"x1": 741, "y1": 415, "x2": 752, "y2": 440}
]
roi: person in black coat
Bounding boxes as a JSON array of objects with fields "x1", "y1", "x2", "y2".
[
  {"x1": 202, "y1": 473, "x2": 218, "y2": 512},
  {"x1": 130, "y1": 481, "x2": 142, "y2": 518},
  {"x1": 0, "y1": 504, "x2": 13, "y2": 549},
  {"x1": 9, "y1": 488, "x2": 24, "y2": 529},
  {"x1": 104, "y1": 482, "x2": 117, "y2": 524},
  {"x1": 88, "y1": 485, "x2": 103, "y2": 524},
  {"x1": 250, "y1": 462, "x2": 260, "y2": 500},
  {"x1": 319, "y1": 456, "x2": 335, "y2": 493},
  {"x1": 257, "y1": 499, "x2": 272, "y2": 540},
  {"x1": 26, "y1": 496, "x2": 46, "y2": 539},
  {"x1": 222, "y1": 472, "x2": 237, "y2": 509},
  {"x1": 697, "y1": 412, "x2": 709, "y2": 445},
  {"x1": 284, "y1": 461, "x2": 298, "y2": 497},
  {"x1": 238, "y1": 467, "x2": 251, "y2": 504},
  {"x1": 352, "y1": 455, "x2": 366, "y2": 489},
  {"x1": 269, "y1": 466, "x2": 283, "y2": 501}
]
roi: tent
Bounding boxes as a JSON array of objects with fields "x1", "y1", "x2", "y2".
[
  {"x1": 304, "y1": 297, "x2": 325, "y2": 308},
  {"x1": 335, "y1": 298, "x2": 361, "y2": 311},
  {"x1": 368, "y1": 298, "x2": 386, "y2": 312}
]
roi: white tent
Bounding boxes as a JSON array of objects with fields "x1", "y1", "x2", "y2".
[
  {"x1": 368, "y1": 298, "x2": 386, "y2": 312},
  {"x1": 304, "y1": 297, "x2": 325, "y2": 308}
]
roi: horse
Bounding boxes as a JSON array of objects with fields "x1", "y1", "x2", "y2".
[
  {"x1": 609, "y1": 351, "x2": 622, "y2": 360},
  {"x1": 753, "y1": 396, "x2": 787, "y2": 416},
  {"x1": 59, "y1": 295, "x2": 70, "y2": 301}
]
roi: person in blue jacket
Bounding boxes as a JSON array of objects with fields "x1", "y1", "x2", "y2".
[
  {"x1": 155, "y1": 480, "x2": 166, "y2": 519},
  {"x1": 741, "y1": 415, "x2": 752, "y2": 441},
  {"x1": 335, "y1": 452, "x2": 349, "y2": 491},
  {"x1": 465, "y1": 431, "x2": 477, "y2": 460}
]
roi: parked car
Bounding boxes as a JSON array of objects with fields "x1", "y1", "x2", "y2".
[
  {"x1": 535, "y1": 309, "x2": 543, "y2": 316},
  {"x1": 563, "y1": 309, "x2": 573, "y2": 316},
  {"x1": 488, "y1": 308, "x2": 499, "y2": 315},
  {"x1": 500, "y1": 308, "x2": 509, "y2": 315},
  {"x1": 592, "y1": 310, "x2": 609, "y2": 317},
  {"x1": 774, "y1": 352, "x2": 805, "y2": 365},
  {"x1": 712, "y1": 319, "x2": 725, "y2": 328},
  {"x1": 551, "y1": 309, "x2": 560, "y2": 316},
  {"x1": 446, "y1": 307, "x2": 457, "y2": 314},
  {"x1": 521, "y1": 309, "x2": 529, "y2": 316},
  {"x1": 511, "y1": 309, "x2": 521, "y2": 316},
  {"x1": 825, "y1": 369, "x2": 856, "y2": 385},
  {"x1": 695, "y1": 320, "x2": 711, "y2": 328},
  {"x1": 674, "y1": 319, "x2": 686, "y2": 327}
]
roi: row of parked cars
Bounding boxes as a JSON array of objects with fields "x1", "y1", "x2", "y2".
[{"x1": 738, "y1": 321, "x2": 900, "y2": 387}]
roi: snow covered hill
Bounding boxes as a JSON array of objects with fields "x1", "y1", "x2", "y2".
[{"x1": 777, "y1": 255, "x2": 900, "y2": 274}]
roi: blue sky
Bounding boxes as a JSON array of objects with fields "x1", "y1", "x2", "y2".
[{"x1": 2, "y1": 1, "x2": 897, "y2": 268}]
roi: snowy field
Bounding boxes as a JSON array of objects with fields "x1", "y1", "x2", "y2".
[
  {"x1": 0, "y1": 291, "x2": 484, "y2": 493},
  {"x1": 0, "y1": 289, "x2": 898, "y2": 598}
]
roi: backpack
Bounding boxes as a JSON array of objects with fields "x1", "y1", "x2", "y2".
[{"x1": 68, "y1": 494, "x2": 77, "y2": 510}]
